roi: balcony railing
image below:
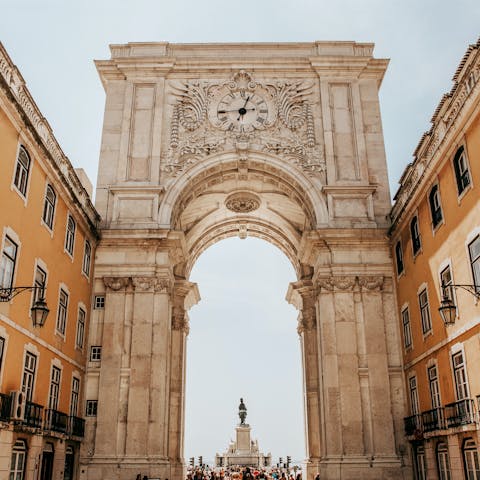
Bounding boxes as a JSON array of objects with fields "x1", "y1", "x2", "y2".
[
  {"x1": 44, "y1": 409, "x2": 69, "y2": 434},
  {"x1": 24, "y1": 402, "x2": 43, "y2": 428},
  {"x1": 404, "y1": 414, "x2": 423, "y2": 436},
  {"x1": 445, "y1": 399, "x2": 476, "y2": 428},
  {"x1": 68, "y1": 415, "x2": 85, "y2": 437},
  {"x1": 0, "y1": 393, "x2": 12, "y2": 422},
  {"x1": 422, "y1": 407, "x2": 445, "y2": 432}
]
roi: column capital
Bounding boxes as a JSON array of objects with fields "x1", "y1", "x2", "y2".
[
  {"x1": 357, "y1": 275, "x2": 384, "y2": 292},
  {"x1": 316, "y1": 275, "x2": 356, "y2": 293},
  {"x1": 103, "y1": 276, "x2": 130, "y2": 292},
  {"x1": 286, "y1": 280, "x2": 317, "y2": 334}
]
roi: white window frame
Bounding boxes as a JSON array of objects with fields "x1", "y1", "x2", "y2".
[
  {"x1": 468, "y1": 235, "x2": 480, "y2": 294},
  {"x1": 436, "y1": 442, "x2": 451, "y2": 480},
  {"x1": 415, "y1": 445, "x2": 427, "y2": 480},
  {"x1": 94, "y1": 295, "x2": 105, "y2": 309},
  {"x1": 418, "y1": 286, "x2": 432, "y2": 335},
  {"x1": 82, "y1": 239, "x2": 92, "y2": 277},
  {"x1": 463, "y1": 439, "x2": 480, "y2": 480},
  {"x1": 70, "y1": 376, "x2": 80, "y2": 417},
  {"x1": 428, "y1": 364, "x2": 441, "y2": 409},
  {"x1": 395, "y1": 240, "x2": 404, "y2": 275},
  {"x1": 64, "y1": 215, "x2": 76, "y2": 258},
  {"x1": 452, "y1": 350, "x2": 469, "y2": 401},
  {"x1": 402, "y1": 305, "x2": 412, "y2": 350},
  {"x1": 48, "y1": 364, "x2": 62, "y2": 411},
  {"x1": 410, "y1": 215, "x2": 422, "y2": 256},
  {"x1": 429, "y1": 183, "x2": 444, "y2": 230},
  {"x1": 89, "y1": 346, "x2": 102, "y2": 362},
  {"x1": 75, "y1": 306, "x2": 86, "y2": 350},
  {"x1": 453, "y1": 145, "x2": 472, "y2": 198},
  {"x1": 56, "y1": 284, "x2": 70, "y2": 337},
  {"x1": 0, "y1": 234, "x2": 18, "y2": 290},
  {"x1": 21, "y1": 347, "x2": 38, "y2": 403},
  {"x1": 85, "y1": 400, "x2": 98, "y2": 417},
  {"x1": 11, "y1": 144, "x2": 32, "y2": 202},
  {"x1": 409, "y1": 374, "x2": 420, "y2": 415},
  {"x1": 41, "y1": 183, "x2": 56, "y2": 232},
  {"x1": 9, "y1": 440, "x2": 27, "y2": 480}
]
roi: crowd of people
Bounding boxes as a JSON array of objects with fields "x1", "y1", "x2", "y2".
[{"x1": 186, "y1": 466, "x2": 303, "y2": 480}]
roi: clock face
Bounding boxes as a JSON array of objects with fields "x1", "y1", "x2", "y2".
[{"x1": 215, "y1": 90, "x2": 270, "y2": 133}]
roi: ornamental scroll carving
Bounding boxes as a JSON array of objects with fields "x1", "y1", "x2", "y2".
[
  {"x1": 172, "y1": 307, "x2": 189, "y2": 334},
  {"x1": 132, "y1": 276, "x2": 157, "y2": 291},
  {"x1": 316, "y1": 275, "x2": 384, "y2": 292},
  {"x1": 162, "y1": 70, "x2": 325, "y2": 177},
  {"x1": 103, "y1": 277, "x2": 130, "y2": 292}
]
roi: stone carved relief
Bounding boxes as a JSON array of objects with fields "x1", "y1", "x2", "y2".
[
  {"x1": 155, "y1": 278, "x2": 172, "y2": 294},
  {"x1": 357, "y1": 275, "x2": 384, "y2": 291},
  {"x1": 225, "y1": 192, "x2": 261, "y2": 213},
  {"x1": 172, "y1": 308, "x2": 189, "y2": 334},
  {"x1": 162, "y1": 70, "x2": 325, "y2": 177},
  {"x1": 316, "y1": 275, "x2": 384, "y2": 293},
  {"x1": 132, "y1": 276, "x2": 157, "y2": 291},
  {"x1": 103, "y1": 276, "x2": 130, "y2": 292}
]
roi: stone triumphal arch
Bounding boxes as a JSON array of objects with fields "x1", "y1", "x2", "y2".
[{"x1": 83, "y1": 42, "x2": 410, "y2": 480}]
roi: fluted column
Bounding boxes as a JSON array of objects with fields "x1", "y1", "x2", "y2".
[
  {"x1": 168, "y1": 280, "x2": 196, "y2": 474},
  {"x1": 95, "y1": 276, "x2": 130, "y2": 457},
  {"x1": 288, "y1": 280, "x2": 321, "y2": 478}
]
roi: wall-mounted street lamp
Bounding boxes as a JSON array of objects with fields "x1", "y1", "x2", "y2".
[
  {"x1": 0, "y1": 285, "x2": 50, "y2": 327},
  {"x1": 439, "y1": 282, "x2": 479, "y2": 326}
]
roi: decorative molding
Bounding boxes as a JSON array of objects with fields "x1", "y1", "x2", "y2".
[
  {"x1": 317, "y1": 275, "x2": 384, "y2": 292},
  {"x1": 155, "y1": 278, "x2": 172, "y2": 294},
  {"x1": 132, "y1": 276, "x2": 157, "y2": 292},
  {"x1": 357, "y1": 275, "x2": 384, "y2": 292},
  {"x1": 0, "y1": 44, "x2": 100, "y2": 232},
  {"x1": 391, "y1": 38, "x2": 480, "y2": 227},
  {"x1": 161, "y1": 70, "x2": 325, "y2": 177},
  {"x1": 172, "y1": 308, "x2": 189, "y2": 334},
  {"x1": 103, "y1": 276, "x2": 130, "y2": 292},
  {"x1": 225, "y1": 191, "x2": 261, "y2": 213}
]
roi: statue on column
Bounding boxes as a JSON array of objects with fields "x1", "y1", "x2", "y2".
[{"x1": 239, "y1": 398, "x2": 247, "y2": 425}]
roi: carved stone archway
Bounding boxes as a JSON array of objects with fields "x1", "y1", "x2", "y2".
[{"x1": 84, "y1": 42, "x2": 411, "y2": 480}]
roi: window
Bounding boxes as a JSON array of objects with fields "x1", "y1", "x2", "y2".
[
  {"x1": 86, "y1": 400, "x2": 98, "y2": 416},
  {"x1": 48, "y1": 366, "x2": 61, "y2": 411},
  {"x1": 13, "y1": 146, "x2": 31, "y2": 197},
  {"x1": 453, "y1": 351, "x2": 469, "y2": 400},
  {"x1": 469, "y1": 236, "x2": 480, "y2": 294},
  {"x1": 70, "y1": 377, "x2": 80, "y2": 416},
  {"x1": 0, "y1": 236, "x2": 18, "y2": 289},
  {"x1": 453, "y1": 147, "x2": 471, "y2": 195},
  {"x1": 428, "y1": 365, "x2": 441, "y2": 409},
  {"x1": 440, "y1": 265, "x2": 456, "y2": 310},
  {"x1": 409, "y1": 375, "x2": 420, "y2": 415},
  {"x1": 56, "y1": 289, "x2": 69, "y2": 336},
  {"x1": 415, "y1": 445, "x2": 427, "y2": 480},
  {"x1": 82, "y1": 240, "x2": 91, "y2": 276},
  {"x1": 429, "y1": 185, "x2": 443, "y2": 227},
  {"x1": 9, "y1": 440, "x2": 27, "y2": 480},
  {"x1": 75, "y1": 308, "x2": 85, "y2": 349},
  {"x1": 437, "y1": 442, "x2": 451, "y2": 480},
  {"x1": 418, "y1": 288, "x2": 432, "y2": 334},
  {"x1": 90, "y1": 346, "x2": 102, "y2": 362},
  {"x1": 410, "y1": 216, "x2": 421, "y2": 255},
  {"x1": 32, "y1": 266, "x2": 47, "y2": 306},
  {"x1": 395, "y1": 241, "x2": 404, "y2": 274},
  {"x1": 94, "y1": 295, "x2": 105, "y2": 309},
  {"x1": 0, "y1": 336, "x2": 5, "y2": 375},
  {"x1": 463, "y1": 439, "x2": 480, "y2": 480},
  {"x1": 42, "y1": 185, "x2": 56, "y2": 229},
  {"x1": 65, "y1": 216, "x2": 76, "y2": 256},
  {"x1": 402, "y1": 307, "x2": 412, "y2": 349},
  {"x1": 21, "y1": 352, "x2": 37, "y2": 402}
]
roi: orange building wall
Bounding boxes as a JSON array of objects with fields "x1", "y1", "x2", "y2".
[{"x1": 0, "y1": 96, "x2": 96, "y2": 417}]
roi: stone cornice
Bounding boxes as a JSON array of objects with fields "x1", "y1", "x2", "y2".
[
  {"x1": 96, "y1": 41, "x2": 387, "y2": 87},
  {"x1": 390, "y1": 38, "x2": 480, "y2": 230},
  {"x1": 0, "y1": 43, "x2": 100, "y2": 236}
]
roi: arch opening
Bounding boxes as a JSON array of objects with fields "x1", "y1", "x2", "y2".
[{"x1": 185, "y1": 236, "x2": 306, "y2": 466}]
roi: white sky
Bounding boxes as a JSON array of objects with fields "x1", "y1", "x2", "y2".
[{"x1": 1, "y1": 0, "x2": 479, "y2": 465}]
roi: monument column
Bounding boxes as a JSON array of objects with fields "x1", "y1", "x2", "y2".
[
  {"x1": 288, "y1": 280, "x2": 322, "y2": 478},
  {"x1": 168, "y1": 280, "x2": 199, "y2": 478}
]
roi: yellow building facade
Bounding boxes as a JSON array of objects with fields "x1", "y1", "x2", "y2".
[
  {"x1": 390, "y1": 39, "x2": 480, "y2": 479},
  {"x1": 0, "y1": 44, "x2": 99, "y2": 479}
]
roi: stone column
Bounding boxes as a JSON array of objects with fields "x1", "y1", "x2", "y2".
[
  {"x1": 94, "y1": 276, "x2": 130, "y2": 458},
  {"x1": 168, "y1": 280, "x2": 194, "y2": 479},
  {"x1": 288, "y1": 280, "x2": 321, "y2": 479}
]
